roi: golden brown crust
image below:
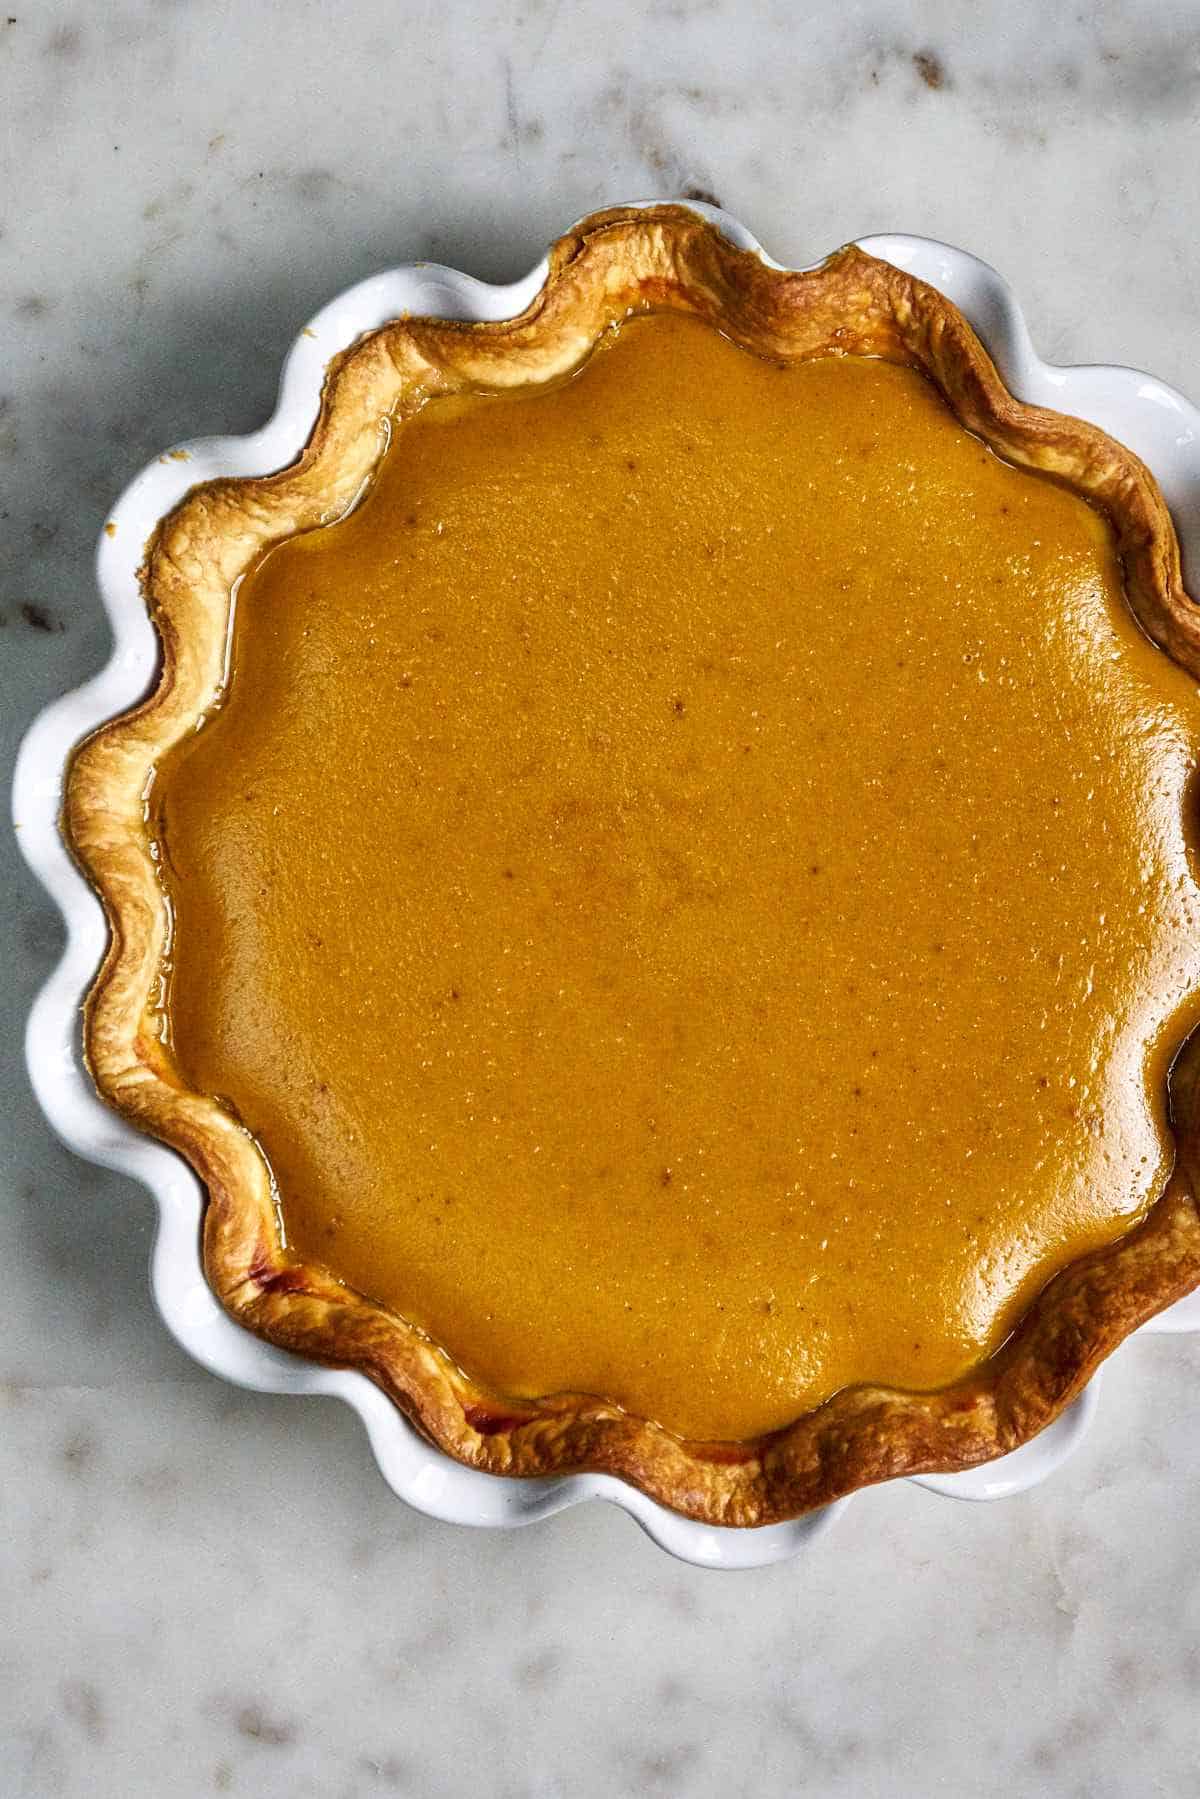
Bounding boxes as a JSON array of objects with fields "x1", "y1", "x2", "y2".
[{"x1": 64, "y1": 204, "x2": 1200, "y2": 1526}]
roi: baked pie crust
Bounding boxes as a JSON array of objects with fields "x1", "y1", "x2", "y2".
[{"x1": 66, "y1": 205, "x2": 1200, "y2": 1525}]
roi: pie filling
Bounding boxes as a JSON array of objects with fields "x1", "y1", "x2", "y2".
[{"x1": 150, "y1": 312, "x2": 1200, "y2": 1442}]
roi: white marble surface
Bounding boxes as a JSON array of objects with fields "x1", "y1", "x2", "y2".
[{"x1": 4, "y1": 1, "x2": 1200, "y2": 1792}]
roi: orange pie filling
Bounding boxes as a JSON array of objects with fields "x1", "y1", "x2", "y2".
[{"x1": 150, "y1": 312, "x2": 1200, "y2": 1441}]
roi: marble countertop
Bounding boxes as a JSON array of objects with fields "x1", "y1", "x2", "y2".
[{"x1": 4, "y1": 2, "x2": 1200, "y2": 1792}]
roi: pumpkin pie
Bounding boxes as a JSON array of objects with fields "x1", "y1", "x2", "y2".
[{"x1": 67, "y1": 205, "x2": 1200, "y2": 1524}]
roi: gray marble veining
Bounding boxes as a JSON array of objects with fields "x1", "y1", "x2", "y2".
[{"x1": 3, "y1": 1, "x2": 1200, "y2": 1793}]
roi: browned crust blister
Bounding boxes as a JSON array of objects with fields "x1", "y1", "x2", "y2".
[{"x1": 65, "y1": 205, "x2": 1200, "y2": 1526}]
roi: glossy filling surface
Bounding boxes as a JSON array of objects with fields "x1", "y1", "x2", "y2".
[{"x1": 153, "y1": 313, "x2": 1200, "y2": 1440}]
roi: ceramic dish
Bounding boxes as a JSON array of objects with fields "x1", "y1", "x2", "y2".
[{"x1": 14, "y1": 200, "x2": 1200, "y2": 1569}]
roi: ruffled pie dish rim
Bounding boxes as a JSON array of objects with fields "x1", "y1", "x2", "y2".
[{"x1": 15, "y1": 201, "x2": 1200, "y2": 1563}]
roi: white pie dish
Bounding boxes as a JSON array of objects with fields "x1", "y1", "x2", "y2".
[{"x1": 14, "y1": 199, "x2": 1200, "y2": 1570}]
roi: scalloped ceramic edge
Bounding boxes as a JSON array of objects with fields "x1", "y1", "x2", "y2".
[{"x1": 13, "y1": 200, "x2": 1200, "y2": 1571}]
